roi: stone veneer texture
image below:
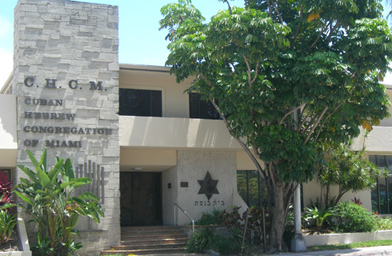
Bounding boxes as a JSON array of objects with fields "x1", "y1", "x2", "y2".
[{"x1": 13, "y1": 0, "x2": 120, "y2": 254}]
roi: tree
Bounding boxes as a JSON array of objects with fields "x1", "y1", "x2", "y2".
[
  {"x1": 318, "y1": 143, "x2": 388, "y2": 209},
  {"x1": 159, "y1": 0, "x2": 392, "y2": 252}
]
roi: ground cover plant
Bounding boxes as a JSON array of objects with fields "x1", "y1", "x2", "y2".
[
  {"x1": 185, "y1": 226, "x2": 242, "y2": 254},
  {"x1": 0, "y1": 181, "x2": 16, "y2": 245},
  {"x1": 159, "y1": 0, "x2": 392, "y2": 252},
  {"x1": 15, "y1": 149, "x2": 104, "y2": 256},
  {"x1": 308, "y1": 239, "x2": 392, "y2": 252},
  {"x1": 302, "y1": 200, "x2": 392, "y2": 234},
  {"x1": 195, "y1": 209, "x2": 222, "y2": 225}
]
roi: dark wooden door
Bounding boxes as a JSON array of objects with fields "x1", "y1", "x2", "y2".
[{"x1": 120, "y1": 172, "x2": 162, "y2": 226}]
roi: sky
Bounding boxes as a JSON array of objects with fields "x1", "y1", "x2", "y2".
[
  {"x1": 0, "y1": 0, "x2": 391, "y2": 86},
  {"x1": 0, "y1": 0, "x2": 244, "y2": 86}
]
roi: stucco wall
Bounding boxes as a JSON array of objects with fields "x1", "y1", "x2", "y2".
[
  {"x1": 120, "y1": 116, "x2": 241, "y2": 150},
  {"x1": 303, "y1": 179, "x2": 372, "y2": 211},
  {"x1": 119, "y1": 65, "x2": 192, "y2": 118},
  {"x1": 162, "y1": 166, "x2": 178, "y2": 225},
  {"x1": 175, "y1": 150, "x2": 237, "y2": 225},
  {"x1": 0, "y1": 95, "x2": 17, "y2": 167}
]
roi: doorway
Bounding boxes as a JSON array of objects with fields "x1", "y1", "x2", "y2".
[{"x1": 120, "y1": 172, "x2": 163, "y2": 226}]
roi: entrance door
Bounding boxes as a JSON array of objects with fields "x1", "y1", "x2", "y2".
[{"x1": 120, "y1": 172, "x2": 163, "y2": 226}]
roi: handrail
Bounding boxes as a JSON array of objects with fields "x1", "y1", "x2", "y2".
[{"x1": 174, "y1": 203, "x2": 195, "y2": 233}]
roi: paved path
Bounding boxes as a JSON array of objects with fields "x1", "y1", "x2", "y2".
[
  {"x1": 139, "y1": 246, "x2": 392, "y2": 255},
  {"x1": 269, "y1": 245, "x2": 392, "y2": 256}
]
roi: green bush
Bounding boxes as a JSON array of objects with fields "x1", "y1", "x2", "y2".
[
  {"x1": 375, "y1": 216, "x2": 392, "y2": 230},
  {"x1": 195, "y1": 209, "x2": 222, "y2": 225},
  {"x1": 303, "y1": 206, "x2": 333, "y2": 233},
  {"x1": 15, "y1": 149, "x2": 104, "y2": 256},
  {"x1": 186, "y1": 227, "x2": 216, "y2": 253},
  {"x1": 0, "y1": 210, "x2": 17, "y2": 244},
  {"x1": 210, "y1": 235, "x2": 242, "y2": 254},
  {"x1": 332, "y1": 202, "x2": 376, "y2": 233},
  {"x1": 185, "y1": 227, "x2": 242, "y2": 254}
]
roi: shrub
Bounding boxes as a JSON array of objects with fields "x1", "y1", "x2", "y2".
[
  {"x1": 375, "y1": 216, "x2": 392, "y2": 230},
  {"x1": 0, "y1": 210, "x2": 17, "y2": 244},
  {"x1": 210, "y1": 235, "x2": 242, "y2": 254},
  {"x1": 303, "y1": 206, "x2": 333, "y2": 233},
  {"x1": 332, "y1": 202, "x2": 376, "y2": 233},
  {"x1": 185, "y1": 227, "x2": 242, "y2": 254},
  {"x1": 186, "y1": 227, "x2": 216, "y2": 253},
  {"x1": 220, "y1": 206, "x2": 268, "y2": 244},
  {"x1": 15, "y1": 149, "x2": 104, "y2": 256},
  {"x1": 195, "y1": 209, "x2": 222, "y2": 225},
  {"x1": 0, "y1": 180, "x2": 17, "y2": 245},
  {"x1": 0, "y1": 181, "x2": 16, "y2": 215}
]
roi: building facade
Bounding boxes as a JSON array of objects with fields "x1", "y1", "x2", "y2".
[{"x1": 1, "y1": 0, "x2": 392, "y2": 254}]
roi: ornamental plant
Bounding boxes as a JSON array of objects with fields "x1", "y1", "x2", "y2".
[
  {"x1": 0, "y1": 181, "x2": 17, "y2": 245},
  {"x1": 15, "y1": 149, "x2": 104, "y2": 256},
  {"x1": 303, "y1": 206, "x2": 333, "y2": 234},
  {"x1": 332, "y1": 202, "x2": 376, "y2": 233}
]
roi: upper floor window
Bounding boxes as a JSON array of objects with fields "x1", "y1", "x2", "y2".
[
  {"x1": 119, "y1": 88, "x2": 162, "y2": 117},
  {"x1": 189, "y1": 93, "x2": 220, "y2": 120},
  {"x1": 369, "y1": 155, "x2": 392, "y2": 214}
]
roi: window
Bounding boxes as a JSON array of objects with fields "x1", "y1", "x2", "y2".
[
  {"x1": 119, "y1": 88, "x2": 162, "y2": 117},
  {"x1": 369, "y1": 155, "x2": 392, "y2": 214},
  {"x1": 0, "y1": 170, "x2": 10, "y2": 186},
  {"x1": 189, "y1": 93, "x2": 220, "y2": 120},
  {"x1": 237, "y1": 170, "x2": 267, "y2": 207}
]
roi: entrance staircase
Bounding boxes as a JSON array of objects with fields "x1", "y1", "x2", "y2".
[{"x1": 101, "y1": 226, "x2": 189, "y2": 255}]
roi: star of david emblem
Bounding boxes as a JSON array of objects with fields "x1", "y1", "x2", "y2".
[{"x1": 198, "y1": 171, "x2": 219, "y2": 200}]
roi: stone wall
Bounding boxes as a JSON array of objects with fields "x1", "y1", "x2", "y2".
[{"x1": 13, "y1": 0, "x2": 120, "y2": 254}]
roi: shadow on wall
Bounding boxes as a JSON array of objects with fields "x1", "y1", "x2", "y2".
[{"x1": 122, "y1": 116, "x2": 240, "y2": 149}]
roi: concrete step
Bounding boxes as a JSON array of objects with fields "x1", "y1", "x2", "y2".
[
  {"x1": 101, "y1": 247, "x2": 186, "y2": 255},
  {"x1": 120, "y1": 237, "x2": 188, "y2": 245},
  {"x1": 121, "y1": 233, "x2": 188, "y2": 240},
  {"x1": 101, "y1": 226, "x2": 189, "y2": 255},
  {"x1": 112, "y1": 242, "x2": 186, "y2": 250}
]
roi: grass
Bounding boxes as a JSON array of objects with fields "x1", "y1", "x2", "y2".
[{"x1": 307, "y1": 239, "x2": 392, "y2": 252}]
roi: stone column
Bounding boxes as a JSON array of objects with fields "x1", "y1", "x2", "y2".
[{"x1": 13, "y1": 0, "x2": 120, "y2": 254}]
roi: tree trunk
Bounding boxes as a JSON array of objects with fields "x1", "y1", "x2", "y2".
[{"x1": 267, "y1": 180, "x2": 287, "y2": 253}]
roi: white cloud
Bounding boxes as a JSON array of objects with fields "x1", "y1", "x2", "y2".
[
  {"x1": 0, "y1": 49, "x2": 13, "y2": 88},
  {"x1": 0, "y1": 16, "x2": 12, "y2": 39},
  {"x1": 0, "y1": 15, "x2": 13, "y2": 89}
]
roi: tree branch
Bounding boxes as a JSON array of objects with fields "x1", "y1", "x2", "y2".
[
  {"x1": 303, "y1": 106, "x2": 328, "y2": 145},
  {"x1": 270, "y1": 0, "x2": 284, "y2": 24},
  {"x1": 278, "y1": 104, "x2": 305, "y2": 125},
  {"x1": 291, "y1": 4, "x2": 304, "y2": 49},
  {"x1": 267, "y1": 0, "x2": 272, "y2": 18},
  {"x1": 309, "y1": 21, "x2": 329, "y2": 50},
  {"x1": 302, "y1": 113, "x2": 319, "y2": 135},
  {"x1": 269, "y1": 163, "x2": 276, "y2": 187},
  {"x1": 300, "y1": 103, "x2": 308, "y2": 116},
  {"x1": 223, "y1": 0, "x2": 232, "y2": 15},
  {"x1": 298, "y1": 110, "x2": 311, "y2": 132},
  {"x1": 251, "y1": 61, "x2": 259, "y2": 84},
  {"x1": 210, "y1": 99, "x2": 267, "y2": 179},
  {"x1": 326, "y1": 21, "x2": 340, "y2": 42},
  {"x1": 199, "y1": 73, "x2": 213, "y2": 87},
  {"x1": 243, "y1": 55, "x2": 252, "y2": 87},
  {"x1": 314, "y1": 85, "x2": 356, "y2": 141},
  {"x1": 283, "y1": 181, "x2": 293, "y2": 197}
]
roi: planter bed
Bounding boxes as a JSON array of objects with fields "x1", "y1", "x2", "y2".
[
  {"x1": 0, "y1": 218, "x2": 31, "y2": 256},
  {"x1": 304, "y1": 230, "x2": 392, "y2": 247}
]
